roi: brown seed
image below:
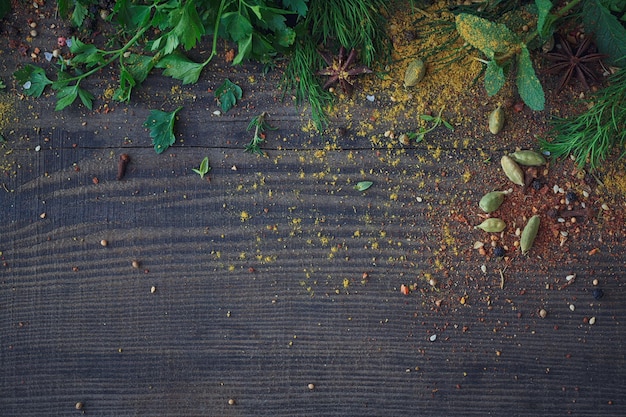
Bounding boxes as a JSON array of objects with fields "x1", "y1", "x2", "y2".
[
  {"x1": 228, "y1": 399, "x2": 236, "y2": 405},
  {"x1": 308, "y1": 383, "x2": 315, "y2": 390},
  {"x1": 100, "y1": 239, "x2": 108, "y2": 247},
  {"x1": 75, "y1": 402, "x2": 83, "y2": 410},
  {"x1": 117, "y1": 153, "x2": 130, "y2": 180},
  {"x1": 131, "y1": 260, "x2": 140, "y2": 268},
  {"x1": 539, "y1": 308, "x2": 547, "y2": 318}
]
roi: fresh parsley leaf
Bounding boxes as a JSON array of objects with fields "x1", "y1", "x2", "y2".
[
  {"x1": 113, "y1": 0, "x2": 152, "y2": 30},
  {"x1": 151, "y1": 0, "x2": 204, "y2": 55},
  {"x1": 282, "y1": 0, "x2": 308, "y2": 17},
  {"x1": 143, "y1": 106, "x2": 183, "y2": 154},
  {"x1": 155, "y1": 52, "x2": 206, "y2": 85},
  {"x1": 69, "y1": 37, "x2": 104, "y2": 68},
  {"x1": 14, "y1": 65, "x2": 53, "y2": 97},
  {"x1": 214, "y1": 79, "x2": 242, "y2": 113},
  {"x1": 77, "y1": 86, "x2": 94, "y2": 110},
  {"x1": 192, "y1": 156, "x2": 211, "y2": 179},
  {"x1": 115, "y1": 54, "x2": 156, "y2": 101},
  {"x1": 222, "y1": 12, "x2": 254, "y2": 42},
  {"x1": 55, "y1": 85, "x2": 79, "y2": 111},
  {"x1": 71, "y1": 2, "x2": 88, "y2": 27}
]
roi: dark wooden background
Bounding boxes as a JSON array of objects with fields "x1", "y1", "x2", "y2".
[{"x1": 1, "y1": 7, "x2": 625, "y2": 417}]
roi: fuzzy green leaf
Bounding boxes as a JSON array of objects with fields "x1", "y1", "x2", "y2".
[
  {"x1": 282, "y1": 0, "x2": 308, "y2": 17},
  {"x1": 516, "y1": 46, "x2": 545, "y2": 111},
  {"x1": 155, "y1": 52, "x2": 205, "y2": 85},
  {"x1": 214, "y1": 79, "x2": 242, "y2": 113},
  {"x1": 583, "y1": 0, "x2": 626, "y2": 65},
  {"x1": 13, "y1": 65, "x2": 52, "y2": 97},
  {"x1": 143, "y1": 107, "x2": 183, "y2": 154},
  {"x1": 484, "y1": 60, "x2": 505, "y2": 96},
  {"x1": 455, "y1": 13, "x2": 520, "y2": 57},
  {"x1": 535, "y1": 0, "x2": 554, "y2": 38}
]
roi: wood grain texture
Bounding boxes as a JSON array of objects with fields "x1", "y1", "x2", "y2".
[{"x1": 1, "y1": 24, "x2": 625, "y2": 417}]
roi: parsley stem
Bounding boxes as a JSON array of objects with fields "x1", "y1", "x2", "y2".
[{"x1": 59, "y1": 26, "x2": 150, "y2": 85}]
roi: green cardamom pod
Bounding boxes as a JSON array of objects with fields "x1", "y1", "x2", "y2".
[
  {"x1": 501, "y1": 155, "x2": 524, "y2": 186},
  {"x1": 509, "y1": 150, "x2": 546, "y2": 166},
  {"x1": 404, "y1": 58, "x2": 426, "y2": 87},
  {"x1": 488, "y1": 105, "x2": 505, "y2": 134},
  {"x1": 474, "y1": 218, "x2": 506, "y2": 232},
  {"x1": 478, "y1": 190, "x2": 509, "y2": 213},
  {"x1": 520, "y1": 215, "x2": 541, "y2": 254}
]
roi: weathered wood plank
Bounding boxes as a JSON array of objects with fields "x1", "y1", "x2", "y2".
[{"x1": 1, "y1": 6, "x2": 625, "y2": 416}]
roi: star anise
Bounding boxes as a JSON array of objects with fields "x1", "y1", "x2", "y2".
[
  {"x1": 544, "y1": 35, "x2": 607, "y2": 92},
  {"x1": 317, "y1": 46, "x2": 372, "y2": 95}
]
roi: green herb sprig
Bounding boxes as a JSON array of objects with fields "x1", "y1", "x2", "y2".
[
  {"x1": 192, "y1": 156, "x2": 211, "y2": 179},
  {"x1": 407, "y1": 108, "x2": 454, "y2": 143},
  {"x1": 246, "y1": 112, "x2": 277, "y2": 156},
  {"x1": 540, "y1": 68, "x2": 626, "y2": 168}
]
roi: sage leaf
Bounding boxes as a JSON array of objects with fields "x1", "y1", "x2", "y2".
[{"x1": 516, "y1": 46, "x2": 545, "y2": 111}]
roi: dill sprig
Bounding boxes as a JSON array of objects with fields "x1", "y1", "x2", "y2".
[{"x1": 540, "y1": 67, "x2": 626, "y2": 168}]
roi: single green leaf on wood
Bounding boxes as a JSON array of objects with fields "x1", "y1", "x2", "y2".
[
  {"x1": 455, "y1": 13, "x2": 520, "y2": 57},
  {"x1": 583, "y1": 0, "x2": 626, "y2": 65},
  {"x1": 192, "y1": 156, "x2": 211, "y2": 178},
  {"x1": 516, "y1": 46, "x2": 545, "y2": 111},
  {"x1": 13, "y1": 65, "x2": 53, "y2": 97},
  {"x1": 484, "y1": 60, "x2": 505, "y2": 96},
  {"x1": 214, "y1": 79, "x2": 242, "y2": 112},
  {"x1": 355, "y1": 181, "x2": 373, "y2": 191},
  {"x1": 143, "y1": 106, "x2": 183, "y2": 154},
  {"x1": 155, "y1": 52, "x2": 206, "y2": 85}
]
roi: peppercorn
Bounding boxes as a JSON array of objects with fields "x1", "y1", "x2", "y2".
[
  {"x1": 565, "y1": 190, "x2": 577, "y2": 205},
  {"x1": 531, "y1": 179, "x2": 542, "y2": 191},
  {"x1": 493, "y1": 246, "x2": 505, "y2": 257},
  {"x1": 592, "y1": 288, "x2": 604, "y2": 300}
]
